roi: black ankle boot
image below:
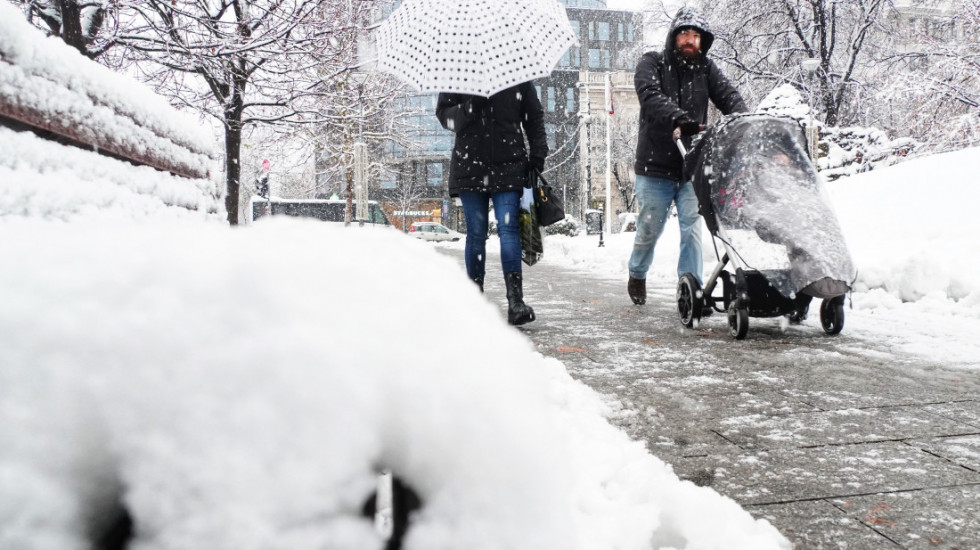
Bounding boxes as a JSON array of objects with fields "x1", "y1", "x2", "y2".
[
  {"x1": 471, "y1": 275, "x2": 484, "y2": 293},
  {"x1": 504, "y1": 272, "x2": 535, "y2": 325}
]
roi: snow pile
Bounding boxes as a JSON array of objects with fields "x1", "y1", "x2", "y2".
[
  {"x1": 0, "y1": 218, "x2": 789, "y2": 550},
  {"x1": 755, "y1": 83, "x2": 811, "y2": 121},
  {"x1": 0, "y1": 2, "x2": 215, "y2": 179},
  {"x1": 826, "y1": 146, "x2": 980, "y2": 309},
  {"x1": 0, "y1": 127, "x2": 222, "y2": 221}
]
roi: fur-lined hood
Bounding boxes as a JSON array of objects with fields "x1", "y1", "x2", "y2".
[{"x1": 664, "y1": 6, "x2": 714, "y2": 57}]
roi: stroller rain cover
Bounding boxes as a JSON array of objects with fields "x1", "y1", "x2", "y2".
[{"x1": 684, "y1": 114, "x2": 857, "y2": 299}]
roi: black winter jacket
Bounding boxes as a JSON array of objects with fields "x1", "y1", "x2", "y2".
[
  {"x1": 634, "y1": 7, "x2": 747, "y2": 182},
  {"x1": 436, "y1": 82, "x2": 548, "y2": 197}
]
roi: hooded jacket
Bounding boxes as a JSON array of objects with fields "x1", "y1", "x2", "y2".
[
  {"x1": 436, "y1": 82, "x2": 548, "y2": 197},
  {"x1": 633, "y1": 7, "x2": 747, "y2": 182}
]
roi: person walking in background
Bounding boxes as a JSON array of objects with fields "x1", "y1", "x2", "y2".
[
  {"x1": 627, "y1": 6, "x2": 747, "y2": 306},
  {"x1": 437, "y1": 82, "x2": 548, "y2": 326}
]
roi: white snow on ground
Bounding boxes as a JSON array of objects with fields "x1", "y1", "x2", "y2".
[
  {"x1": 0, "y1": 218, "x2": 789, "y2": 550},
  {"x1": 538, "y1": 146, "x2": 980, "y2": 370}
]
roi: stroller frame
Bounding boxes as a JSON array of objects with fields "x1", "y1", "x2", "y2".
[{"x1": 674, "y1": 130, "x2": 846, "y2": 340}]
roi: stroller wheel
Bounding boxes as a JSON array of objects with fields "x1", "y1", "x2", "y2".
[
  {"x1": 677, "y1": 273, "x2": 702, "y2": 328},
  {"x1": 820, "y1": 297, "x2": 845, "y2": 335},
  {"x1": 728, "y1": 300, "x2": 749, "y2": 339}
]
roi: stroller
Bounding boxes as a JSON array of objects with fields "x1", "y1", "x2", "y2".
[{"x1": 675, "y1": 113, "x2": 857, "y2": 339}]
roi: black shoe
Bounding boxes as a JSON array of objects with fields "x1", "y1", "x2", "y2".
[
  {"x1": 505, "y1": 272, "x2": 535, "y2": 325},
  {"x1": 789, "y1": 295, "x2": 812, "y2": 324},
  {"x1": 628, "y1": 276, "x2": 646, "y2": 305},
  {"x1": 788, "y1": 308, "x2": 808, "y2": 325},
  {"x1": 701, "y1": 304, "x2": 714, "y2": 317},
  {"x1": 471, "y1": 275, "x2": 484, "y2": 293}
]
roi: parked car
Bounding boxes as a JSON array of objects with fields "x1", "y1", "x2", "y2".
[{"x1": 409, "y1": 222, "x2": 462, "y2": 242}]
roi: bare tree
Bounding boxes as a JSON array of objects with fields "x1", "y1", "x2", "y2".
[
  {"x1": 867, "y1": 0, "x2": 980, "y2": 152},
  {"x1": 582, "y1": 112, "x2": 638, "y2": 220},
  {"x1": 106, "y1": 0, "x2": 377, "y2": 225},
  {"x1": 701, "y1": 0, "x2": 889, "y2": 126},
  {"x1": 387, "y1": 164, "x2": 427, "y2": 232}
]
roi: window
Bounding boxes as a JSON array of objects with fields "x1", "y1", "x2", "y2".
[
  {"x1": 427, "y1": 162, "x2": 442, "y2": 186},
  {"x1": 598, "y1": 22, "x2": 610, "y2": 41},
  {"x1": 566, "y1": 88, "x2": 576, "y2": 114},
  {"x1": 627, "y1": 22, "x2": 634, "y2": 42},
  {"x1": 570, "y1": 20, "x2": 581, "y2": 41},
  {"x1": 545, "y1": 123, "x2": 556, "y2": 150},
  {"x1": 569, "y1": 46, "x2": 581, "y2": 67},
  {"x1": 546, "y1": 87, "x2": 555, "y2": 112},
  {"x1": 589, "y1": 48, "x2": 600, "y2": 68},
  {"x1": 380, "y1": 170, "x2": 397, "y2": 189},
  {"x1": 618, "y1": 22, "x2": 624, "y2": 41}
]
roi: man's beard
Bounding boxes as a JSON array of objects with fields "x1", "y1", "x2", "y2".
[{"x1": 676, "y1": 45, "x2": 701, "y2": 61}]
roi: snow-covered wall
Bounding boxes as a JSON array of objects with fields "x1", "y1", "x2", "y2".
[
  {"x1": 0, "y1": 1, "x2": 219, "y2": 205},
  {"x1": 0, "y1": 127, "x2": 222, "y2": 221}
]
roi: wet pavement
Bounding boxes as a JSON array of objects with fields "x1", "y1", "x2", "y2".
[{"x1": 466, "y1": 253, "x2": 980, "y2": 550}]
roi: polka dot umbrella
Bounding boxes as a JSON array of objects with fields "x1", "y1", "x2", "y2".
[{"x1": 375, "y1": 0, "x2": 578, "y2": 97}]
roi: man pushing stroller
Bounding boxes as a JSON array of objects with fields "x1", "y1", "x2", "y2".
[{"x1": 627, "y1": 6, "x2": 748, "y2": 307}]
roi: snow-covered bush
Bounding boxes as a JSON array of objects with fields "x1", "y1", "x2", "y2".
[
  {"x1": 544, "y1": 215, "x2": 583, "y2": 236},
  {"x1": 757, "y1": 84, "x2": 919, "y2": 181}
]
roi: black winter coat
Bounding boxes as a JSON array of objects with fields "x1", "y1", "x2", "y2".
[
  {"x1": 436, "y1": 82, "x2": 548, "y2": 197},
  {"x1": 634, "y1": 7, "x2": 747, "y2": 182}
]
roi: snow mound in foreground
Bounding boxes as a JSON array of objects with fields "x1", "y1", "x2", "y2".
[{"x1": 0, "y1": 218, "x2": 789, "y2": 550}]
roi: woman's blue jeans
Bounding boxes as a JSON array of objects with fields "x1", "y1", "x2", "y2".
[
  {"x1": 628, "y1": 174, "x2": 703, "y2": 284},
  {"x1": 459, "y1": 190, "x2": 522, "y2": 279}
]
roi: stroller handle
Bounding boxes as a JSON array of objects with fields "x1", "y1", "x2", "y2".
[
  {"x1": 673, "y1": 127, "x2": 687, "y2": 156},
  {"x1": 675, "y1": 137, "x2": 687, "y2": 157}
]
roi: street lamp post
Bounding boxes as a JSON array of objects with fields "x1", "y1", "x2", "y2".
[{"x1": 801, "y1": 58, "x2": 821, "y2": 161}]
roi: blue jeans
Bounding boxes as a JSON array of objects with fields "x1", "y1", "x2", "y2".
[
  {"x1": 459, "y1": 190, "x2": 522, "y2": 278},
  {"x1": 628, "y1": 174, "x2": 703, "y2": 284}
]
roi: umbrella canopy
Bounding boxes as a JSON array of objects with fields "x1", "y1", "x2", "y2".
[{"x1": 375, "y1": 0, "x2": 578, "y2": 97}]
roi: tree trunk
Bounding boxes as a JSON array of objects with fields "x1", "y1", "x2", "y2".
[
  {"x1": 57, "y1": 0, "x2": 85, "y2": 56},
  {"x1": 224, "y1": 119, "x2": 243, "y2": 225}
]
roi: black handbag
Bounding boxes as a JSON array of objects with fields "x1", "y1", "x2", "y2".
[{"x1": 530, "y1": 169, "x2": 565, "y2": 227}]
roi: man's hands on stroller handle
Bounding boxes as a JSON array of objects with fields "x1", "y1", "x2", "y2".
[{"x1": 674, "y1": 115, "x2": 705, "y2": 138}]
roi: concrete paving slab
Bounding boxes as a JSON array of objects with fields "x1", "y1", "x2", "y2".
[
  {"x1": 657, "y1": 386, "x2": 821, "y2": 419},
  {"x1": 747, "y1": 499, "x2": 902, "y2": 550},
  {"x1": 715, "y1": 405, "x2": 979, "y2": 450},
  {"x1": 921, "y1": 401, "x2": 980, "y2": 429},
  {"x1": 830, "y1": 485, "x2": 980, "y2": 550},
  {"x1": 778, "y1": 365, "x2": 974, "y2": 410},
  {"x1": 909, "y1": 434, "x2": 980, "y2": 472},
  {"x1": 673, "y1": 441, "x2": 980, "y2": 505}
]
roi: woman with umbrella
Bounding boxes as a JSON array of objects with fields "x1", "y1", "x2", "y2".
[
  {"x1": 436, "y1": 85, "x2": 548, "y2": 326},
  {"x1": 375, "y1": 0, "x2": 576, "y2": 325}
]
